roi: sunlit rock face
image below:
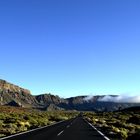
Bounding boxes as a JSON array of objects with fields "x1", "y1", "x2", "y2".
[
  {"x1": 0, "y1": 79, "x2": 31, "y2": 94},
  {"x1": 0, "y1": 79, "x2": 38, "y2": 107}
]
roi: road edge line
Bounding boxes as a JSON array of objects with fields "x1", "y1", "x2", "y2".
[
  {"x1": 84, "y1": 118, "x2": 110, "y2": 140},
  {"x1": 0, "y1": 119, "x2": 70, "y2": 140}
]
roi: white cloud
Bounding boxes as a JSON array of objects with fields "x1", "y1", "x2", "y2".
[
  {"x1": 84, "y1": 94, "x2": 140, "y2": 103},
  {"x1": 98, "y1": 95, "x2": 140, "y2": 103}
]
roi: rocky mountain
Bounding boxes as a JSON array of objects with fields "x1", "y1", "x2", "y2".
[
  {"x1": 60, "y1": 96, "x2": 140, "y2": 111},
  {"x1": 0, "y1": 79, "x2": 140, "y2": 111},
  {"x1": 0, "y1": 79, "x2": 38, "y2": 107}
]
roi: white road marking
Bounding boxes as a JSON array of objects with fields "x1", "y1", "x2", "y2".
[
  {"x1": 84, "y1": 119, "x2": 110, "y2": 140},
  {"x1": 0, "y1": 120, "x2": 66, "y2": 140},
  {"x1": 57, "y1": 130, "x2": 64, "y2": 136},
  {"x1": 67, "y1": 125, "x2": 70, "y2": 128}
]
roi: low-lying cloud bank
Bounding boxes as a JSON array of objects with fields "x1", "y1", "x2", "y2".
[
  {"x1": 84, "y1": 95, "x2": 140, "y2": 103},
  {"x1": 98, "y1": 95, "x2": 140, "y2": 103}
]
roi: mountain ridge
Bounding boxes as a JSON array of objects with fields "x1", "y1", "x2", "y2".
[{"x1": 0, "y1": 79, "x2": 140, "y2": 111}]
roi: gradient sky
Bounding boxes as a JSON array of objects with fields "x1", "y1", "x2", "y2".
[{"x1": 0, "y1": 0, "x2": 140, "y2": 97}]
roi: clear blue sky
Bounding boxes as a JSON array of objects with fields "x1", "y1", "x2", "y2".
[{"x1": 0, "y1": 0, "x2": 140, "y2": 97}]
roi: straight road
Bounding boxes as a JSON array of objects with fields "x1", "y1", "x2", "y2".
[{"x1": 0, "y1": 117, "x2": 109, "y2": 140}]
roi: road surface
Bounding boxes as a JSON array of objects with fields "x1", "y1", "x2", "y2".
[{"x1": 0, "y1": 117, "x2": 109, "y2": 140}]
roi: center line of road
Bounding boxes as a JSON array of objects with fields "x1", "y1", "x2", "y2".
[
  {"x1": 66, "y1": 125, "x2": 70, "y2": 128},
  {"x1": 57, "y1": 130, "x2": 64, "y2": 136}
]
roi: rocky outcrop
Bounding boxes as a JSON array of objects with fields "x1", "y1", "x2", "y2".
[
  {"x1": 7, "y1": 100, "x2": 23, "y2": 107},
  {"x1": 0, "y1": 79, "x2": 38, "y2": 107},
  {"x1": 0, "y1": 79, "x2": 30, "y2": 94},
  {"x1": 35, "y1": 94, "x2": 66, "y2": 105}
]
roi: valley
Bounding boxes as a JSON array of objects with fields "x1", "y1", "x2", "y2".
[{"x1": 0, "y1": 79, "x2": 140, "y2": 140}]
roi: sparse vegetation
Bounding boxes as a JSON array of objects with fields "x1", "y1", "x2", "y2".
[
  {"x1": 83, "y1": 109, "x2": 140, "y2": 140},
  {"x1": 0, "y1": 105, "x2": 140, "y2": 139},
  {"x1": 0, "y1": 106, "x2": 78, "y2": 138}
]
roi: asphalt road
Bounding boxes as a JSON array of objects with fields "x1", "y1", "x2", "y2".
[{"x1": 1, "y1": 117, "x2": 109, "y2": 140}]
